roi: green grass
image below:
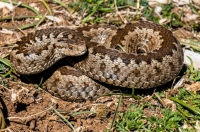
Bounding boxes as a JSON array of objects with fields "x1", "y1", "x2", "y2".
[
  {"x1": 115, "y1": 105, "x2": 145, "y2": 131},
  {"x1": 186, "y1": 57, "x2": 200, "y2": 81},
  {"x1": 67, "y1": 0, "x2": 134, "y2": 23},
  {"x1": 113, "y1": 88, "x2": 200, "y2": 131},
  {"x1": 0, "y1": 57, "x2": 16, "y2": 78}
]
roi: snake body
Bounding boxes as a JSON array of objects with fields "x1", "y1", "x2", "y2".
[{"x1": 10, "y1": 21, "x2": 184, "y2": 101}]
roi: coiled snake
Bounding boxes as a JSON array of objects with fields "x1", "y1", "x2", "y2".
[{"x1": 10, "y1": 21, "x2": 184, "y2": 101}]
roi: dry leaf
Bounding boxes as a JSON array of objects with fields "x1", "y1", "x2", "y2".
[{"x1": 185, "y1": 82, "x2": 200, "y2": 91}]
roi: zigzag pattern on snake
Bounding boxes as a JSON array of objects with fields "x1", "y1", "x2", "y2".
[{"x1": 10, "y1": 21, "x2": 184, "y2": 101}]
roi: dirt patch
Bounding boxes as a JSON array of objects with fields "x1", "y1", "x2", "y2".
[{"x1": 0, "y1": 76, "x2": 140, "y2": 131}]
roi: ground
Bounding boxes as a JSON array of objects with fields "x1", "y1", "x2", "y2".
[{"x1": 0, "y1": 0, "x2": 200, "y2": 132}]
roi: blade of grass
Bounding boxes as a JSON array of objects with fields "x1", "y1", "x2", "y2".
[
  {"x1": 53, "y1": 0, "x2": 70, "y2": 11},
  {"x1": 0, "y1": 108, "x2": 6, "y2": 129},
  {"x1": 0, "y1": 58, "x2": 12, "y2": 68},
  {"x1": 109, "y1": 95, "x2": 122, "y2": 130},
  {"x1": 19, "y1": 18, "x2": 46, "y2": 30},
  {"x1": 69, "y1": 111, "x2": 97, "y2": 116},
  {"x1": 176, "y1": 106, "x2": 189, "y2": 118},
  {"x1": 51, "y1": 106, "x2": 75, "y2": 131},
  {"x1": 114, "y1": 44, "x2": 126, "y2": 52},
  {"x1": 41, "y1": 0, "x2": 53, "y2": 15},
  {"x1": 170, "y1": 97, "x2": 200, "y2": 115},
  {"x1": 187, "y1": 56, "x2": 194, "y2": 72},
  {"x1": 0, "y1": 57, "x2": 16, "y2": 77},
  {"x1": 2, "y1": 15, "x2": 47, "y2": 30},
  {"x1": 180, "y1": 39, "x2": 200, "y2": 51},
  {"x1": 0, "y1": 16, "x2": 41, "y2": 21}
]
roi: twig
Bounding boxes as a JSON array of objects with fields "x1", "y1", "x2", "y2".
[
  {"x1": 0, "y1": 84, "x2": 11, "y2": 92},
  {"x1": 8, "y1": 105, "x2": 54, "y2": 121},
  {"x1": 114, "y1": 0, "x2": 126, "y2": 23},
  {"x1": 11, "y1": 2, "x2": 26, "y2": 35},
  {"x1": 36, "y1": 12, "x2": 48, "y2": 29}
]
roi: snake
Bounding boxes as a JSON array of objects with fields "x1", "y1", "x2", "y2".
[{"x1": 10, "y1": 21, "x2": 184, "y2": 101}]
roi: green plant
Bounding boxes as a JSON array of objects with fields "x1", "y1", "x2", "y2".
[
  {"x1": 147, "y1": 109, "x2": 184, "y2": 131},
  {"x1": 186, "y1": 57, "x2": 200, "y2": 81},
  {"x1": 68, "y1": 0, "x2": 135, "y2": 23},
  {"x1": 0, "y1": 57, "x2": 15, "y2": 77},
  {"x1": 115, "y1": 105, "x2": 145, "y2": 131}
]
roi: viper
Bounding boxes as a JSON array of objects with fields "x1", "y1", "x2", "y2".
[{"x1": 10, "y1": 21, "x2": 184, "y2": 101}]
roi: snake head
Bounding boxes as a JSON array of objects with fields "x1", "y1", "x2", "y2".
[{"x1": 10, "y1": 28, "x2": 87, "y2": 75}]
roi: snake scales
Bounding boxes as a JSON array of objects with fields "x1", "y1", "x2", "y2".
[{"x1": 10, "y1": 21, "x2": 184, "y2": 101}]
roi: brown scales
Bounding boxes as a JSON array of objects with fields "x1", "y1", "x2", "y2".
[{"x1": 10, "y1": 21, "x2": 184, "y2": 101}]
